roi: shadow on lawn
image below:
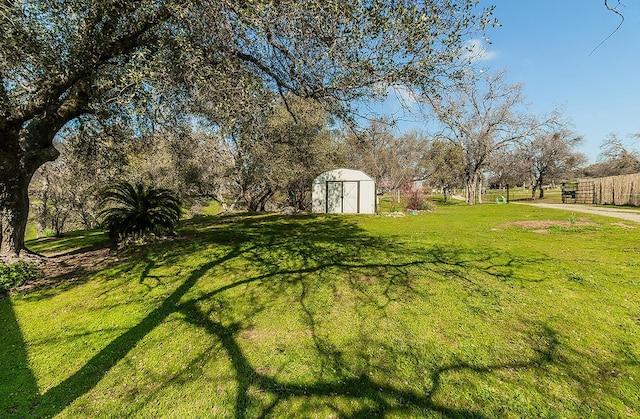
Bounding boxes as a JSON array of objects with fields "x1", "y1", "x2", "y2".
[
  {"x1": 0, "y1": 299, "x2": 40, "y2": 417},
  {"x1": 0, "y1": 213, "x2": 615, "y2": 417}
]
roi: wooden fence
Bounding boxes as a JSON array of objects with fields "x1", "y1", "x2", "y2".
[{"x1": 575, "y1": 173, "x2": 640, "y2": 206}]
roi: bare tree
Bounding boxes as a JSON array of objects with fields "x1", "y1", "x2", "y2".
[
  {"x1": 583, "y1": 134, "x2": 640, "y2": 177},
  {"x1": 341, "y1": 120, "x2": 395, "y2": 188},
  {"x1": 521, "y1": 131, "x2": 587, "y2": 199},
  {"x1": 424, "y1": 70, "x2": 557, "y2": 205},
  {"x1": 487, "y1": 149, "x2": 529, "y2": 189},
  {"x1": 420, "y1": 138, "x2": 465, "y2": 201},
  {"x1": 343, "y1": 121, "x2": 427, "y2": 200}
]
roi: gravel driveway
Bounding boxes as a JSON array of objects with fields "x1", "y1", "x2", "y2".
[{"x1": 516, "y1": 202, "x2": 640, "y2": 224}]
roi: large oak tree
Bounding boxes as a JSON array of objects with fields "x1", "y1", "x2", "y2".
[{"x1": 1, "y1": 0, "x2": 493, "y2": 257}]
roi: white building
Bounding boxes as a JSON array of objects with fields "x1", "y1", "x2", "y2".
[{"x1": 311, "y1": 168, "x2": 376, "y2": 214}]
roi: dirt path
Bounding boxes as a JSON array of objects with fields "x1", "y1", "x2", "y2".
[{"x1": 515, "y1": 202, "x2": 640, "y2": 224}]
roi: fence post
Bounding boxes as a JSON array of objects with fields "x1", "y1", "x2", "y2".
[{"x1": 506, "y1": 184, "x2": 510, "y2": 203}]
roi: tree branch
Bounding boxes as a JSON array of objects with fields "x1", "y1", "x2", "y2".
[
  {"x1": 590, "y1": 1, "x2": 625, "y2": 55},
  {"x1": 223, "y1": 46, "x2": 296, "y2": 93},
  {"x1": 9, "y1": 6, "x2": 171, "y2": 125}
]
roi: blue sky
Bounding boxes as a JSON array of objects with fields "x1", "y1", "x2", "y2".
[
  {"x1": 485, "y1": 0, "x2": 640, "y2": 162},
  {"x1": 377, "y1": 1, "x2": 640, "y2": 163}
]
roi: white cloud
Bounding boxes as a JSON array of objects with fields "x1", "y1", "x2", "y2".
[
  {"x1": 462, "y1": 39, "x2": 497, "y2": 63},
  {"x1": 386, "y1": 84, "x2": 419, "y2": 109}
]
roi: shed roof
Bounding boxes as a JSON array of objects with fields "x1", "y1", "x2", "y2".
[{"x1": 313, "y1": 168, "x2": 374, "y2": 183}]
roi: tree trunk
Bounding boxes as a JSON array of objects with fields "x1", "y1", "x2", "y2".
[
  {"x1": 465, "y1": 169, "x2": 480, "y2": 205},
  {"x1": 52, "y1": 209, "x2": 69, "y2": 237},
  {"x1": 531, "y1": 177, "x2": 544, "y2": 200},
  {"x1": 1, "y1": 122, "x2": 63, "y2": 258},
  {"x1": 36, "y1": 191, "x2": 50, "y2": 238},
  {"x1": 0, "y1": 171, "x2": 32, "y2": 258},
  {"x1": 217, "y1": 197, "x2": 228, "y2": 212},
  {"x1": 1, "y1": 79, "x2": 89, "y2": 257},
  {"x1": 465, "y1": 177, "x2": 475, "y2": 205}
]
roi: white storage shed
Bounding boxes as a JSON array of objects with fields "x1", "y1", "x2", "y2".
[{"x1": 312, "y1": 168, "x2": 376, "y2": 214}]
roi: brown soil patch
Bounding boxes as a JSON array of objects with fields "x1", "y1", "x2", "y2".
[
  {"x1": 16, "y1": 245, "x2": 118, "y2": 293},
  {"x1": 509, "y1": 220, "x2": 573, "y2": 229}
]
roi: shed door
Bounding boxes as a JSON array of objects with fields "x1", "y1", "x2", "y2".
[
  {"x1": 342, "y1": 181, "x2": 359, "y2": 213},
  {"x1": 326, "y1": 181, "x2": 343, "y2": 213}
]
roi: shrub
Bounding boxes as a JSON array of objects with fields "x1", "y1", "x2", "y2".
[
  {"x1": 99, "y1": 182, "x2": 182, "y2": 248},
  {"x1": 406, "y1": 190, "x2": 432, "y2": 211},
  {"x1": 0, "y1": 261, "x2": 43, "y2": 293}
]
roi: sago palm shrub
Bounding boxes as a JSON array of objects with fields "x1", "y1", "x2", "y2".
[{"x1": 99, "y1": 182, "x2": 181, "y2": 248}]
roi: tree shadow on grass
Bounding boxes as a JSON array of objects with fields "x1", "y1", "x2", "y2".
[
  {"x1": 3, "y1": 213, "x2": 628, "y2": 417},
  {"x1": 26, "y1": 244, "x2": 246, "y2": 417},
  {"x1": 0, "y1": 299, "x2": 40, "y2": 418},
  {"x1": 177, "y1": 298, "x2": 562, "y2": 418}
]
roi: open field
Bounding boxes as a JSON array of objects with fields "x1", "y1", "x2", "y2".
[{"x1": 2, "y1": 202, "x2": 639, "y2": 417}]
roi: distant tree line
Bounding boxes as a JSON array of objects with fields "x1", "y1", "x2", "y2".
[
  {"x1": 581, "y1": 134, "x2": 640, "y2": 178},
  {"x1": 36, "y1": 93, "x2": 638, "y2": 236}
]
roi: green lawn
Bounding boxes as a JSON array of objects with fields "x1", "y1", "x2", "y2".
[{"x1": 2, "y1": 203, "x2": 639, "y2": 417}]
